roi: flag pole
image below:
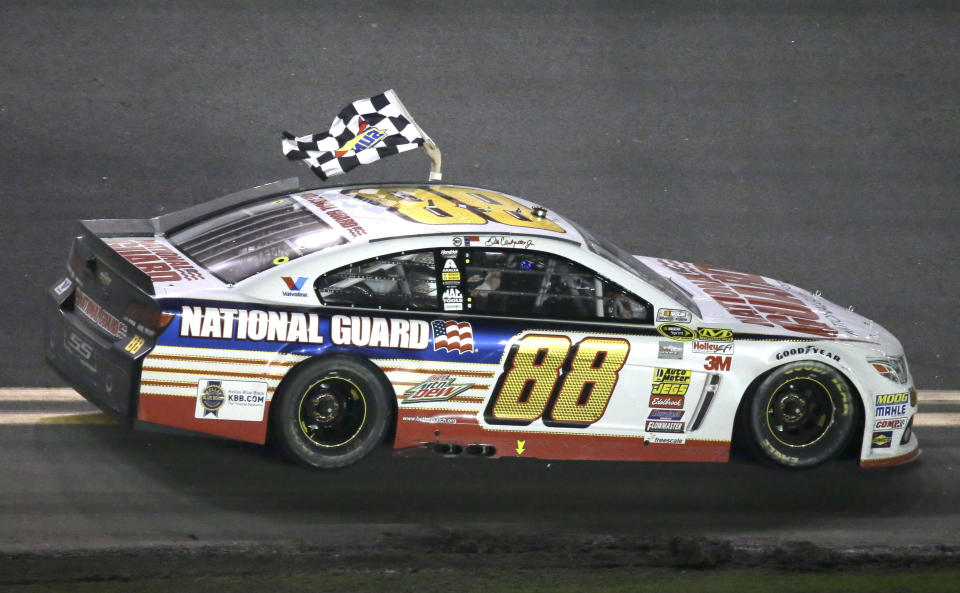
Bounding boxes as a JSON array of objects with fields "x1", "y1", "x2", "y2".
[{"x1": 386, "y1": 89, "x2": 442, "y2": 181}]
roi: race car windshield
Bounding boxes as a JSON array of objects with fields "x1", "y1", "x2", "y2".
[
  {"x1": 168, "y1": 196, "x2": 347, "y2": 284},
  {"x1": 574, "y1": 224, "x2": 701, "y2": 316}
]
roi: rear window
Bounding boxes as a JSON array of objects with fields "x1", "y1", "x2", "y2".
[{"x1": 168, "y1": 196, "x2": 347, "y2": 284}]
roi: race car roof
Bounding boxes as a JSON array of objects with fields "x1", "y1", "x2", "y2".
[{"x1": 288, "y1": 184, "x2": 584, "y2": 245}]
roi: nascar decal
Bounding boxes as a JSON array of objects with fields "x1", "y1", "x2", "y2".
[
  {"x1": 402, "y1": 374, "x2": 473, "y2": 404},
  {"x1": 105, "y1": 238, "x2": 207, "y2": 283},
  {"x1": 657, "y1": 324, "x2": 696, "y2": 341},
  {"x1": 656, "y1": 309, "x2": 691, "y2": 324},
  {"x1": 657, "y1": 259, "x2": 837, "y2": 338},
  {"x1": 195, "y1": 379, "x2": 268, "y2": 421}
]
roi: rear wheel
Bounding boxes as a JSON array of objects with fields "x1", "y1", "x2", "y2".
[
  {"x1": 271, "y1": 356, "x2": 392, "y2": 469},
  {"x1": 746, "y1": 361, "x2": 857, "y2": 468}
]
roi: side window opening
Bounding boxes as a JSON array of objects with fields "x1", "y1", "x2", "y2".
[
  {"x1": 315, "y1": 250, "x2": 438, "y2": 311},
  {"x1": 464, "y1": 249, "x2": 652, "y2": 324}
]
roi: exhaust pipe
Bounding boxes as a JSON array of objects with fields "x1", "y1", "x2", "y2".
[{"x1": 433, "y1": 443, "x2": 463, "y2": 455}]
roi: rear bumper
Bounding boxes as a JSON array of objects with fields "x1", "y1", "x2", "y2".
[{"x1": 43, "y1": 285, "x2": 142, "y2": 419}]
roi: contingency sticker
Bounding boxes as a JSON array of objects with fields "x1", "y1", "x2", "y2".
[{"x1": 195, "y1": 379, "x2": 268, "y2": 421}]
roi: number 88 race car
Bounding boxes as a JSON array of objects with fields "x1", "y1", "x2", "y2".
[{"x1": 44, "y1": 179, "x2": 919, "y2": 470}]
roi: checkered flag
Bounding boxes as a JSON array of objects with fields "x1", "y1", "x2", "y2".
[
  {"x1": 282, "y1": 90, "x2": 430, "y2": 180},
  {"x1": 432, "y1": 320, "x2": 474, "y2": 354}
]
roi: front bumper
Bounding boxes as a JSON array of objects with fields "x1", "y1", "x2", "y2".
[{"x1": 858, "y1": 386, "x2": 920, "y2": 468}]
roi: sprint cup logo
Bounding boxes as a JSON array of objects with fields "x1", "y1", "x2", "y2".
[
  {"x1": 402, "y1": 374, "x2": 473, "y2": 404},
  {"x1": 657, "y1": 324, "x2": 696, "y2": 341}
]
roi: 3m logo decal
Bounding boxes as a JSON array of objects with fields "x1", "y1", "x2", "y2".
[
  {"x1": 485, "y1": 334, "x2": 630, "y2": 428},
  {"x1": 703, "y1": 355, "x2": 731, "y2": 371}
]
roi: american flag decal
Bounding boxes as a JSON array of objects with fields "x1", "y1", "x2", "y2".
[{"x1": 432, "y1": 320, "x2": 474, "y2": 354}]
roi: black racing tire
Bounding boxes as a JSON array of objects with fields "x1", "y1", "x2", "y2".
[
  {"x1": 746, "y1": 361, "x2": 857, "y2": 469},
  {"x1": 270, "y1": 356, "x2": 393, "y2": 469}
]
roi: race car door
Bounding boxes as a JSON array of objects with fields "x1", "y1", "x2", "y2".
[{"x1": 457, "y1": 246, "x2": 712, "y2": 458}]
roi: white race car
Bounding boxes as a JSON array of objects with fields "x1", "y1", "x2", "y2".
[{"x1": 44, "y1": 92, "x2": 918, "y2": 470}]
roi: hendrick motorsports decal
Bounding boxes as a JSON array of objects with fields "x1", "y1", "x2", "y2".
[{"x1": 195, "y1": 379, "x2": 268, "y2": 421}]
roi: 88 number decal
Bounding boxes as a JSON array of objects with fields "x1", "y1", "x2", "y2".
[{"x1": 484, "y1": 334, "x2": 630, "y2": 428}]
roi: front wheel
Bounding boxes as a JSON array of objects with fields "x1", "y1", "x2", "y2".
[
  {"x1": 271, "y1": 356, "x2": 393, "y2": 469},
  {"x1": 746, "y1": 361, "x2": 857, "y2": 468}
]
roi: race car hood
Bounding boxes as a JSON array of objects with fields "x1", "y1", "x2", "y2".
[{"x1": 639, "y1": 256, "x2": 899, "y2": 348}]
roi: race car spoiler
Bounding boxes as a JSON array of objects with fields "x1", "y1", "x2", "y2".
[{"x1": 76, "y1": 178, "x2": 301, "y2": 295}]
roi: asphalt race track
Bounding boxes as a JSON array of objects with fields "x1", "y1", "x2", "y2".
[
  {"x1": 1, "y1": 0, "x2": 958, "y2": 579},
  {"x1": 0, "y1": 388, "x2": 959, "y2": 555}
]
